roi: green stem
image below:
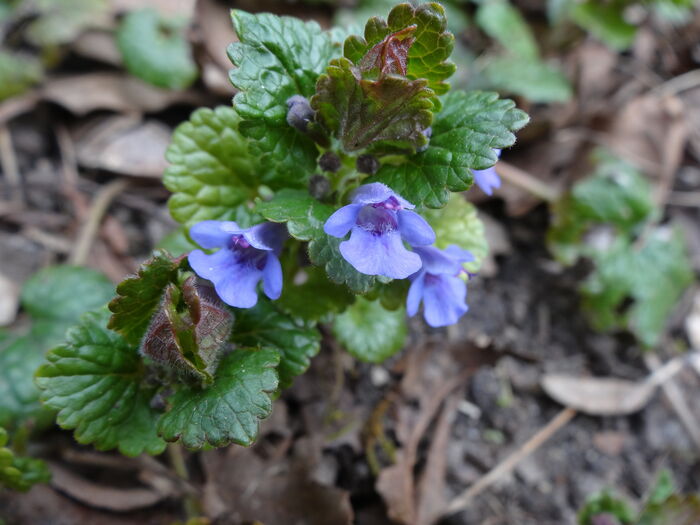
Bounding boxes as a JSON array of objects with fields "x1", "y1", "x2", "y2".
[{"x1": 167, "y1": 443, "x2": 201, "y2": 520}]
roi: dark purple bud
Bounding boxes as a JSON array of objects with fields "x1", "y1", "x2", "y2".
[
  {"x1": 308, "y1": 174, "x2": 331, "y2": 199},
  {"x1": 319, "y1": 152, "x2": 341, "y2": 173},
  {"x1": 286, "y1": 95, "x2": 314, "y2": 132},
  {"x1": 356, "y1": 154, "x2": 380, "y2": 175}
]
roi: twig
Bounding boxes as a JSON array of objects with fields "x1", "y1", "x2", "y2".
[
  {"x1": 0, "y1": 125, "x2": 22, "y2": 204},
  {"x1": 644, "y1": 353, "x2": 700, "y2": 452},
  {"x1": 167, "y1": 443, "x2": 201, "y2": 519},
  {"x1": 496, "y1": 161, "x2": 561, "y2": 203},
  {"x1": 444, "y1": 407, "x2": 576, "y2": 516},
  {"x1": 667, "y1": 191, "x2": 700, "y2": 207},
  {"x1": 70, "y1": 178, "x2": 129, "y2": 266}
]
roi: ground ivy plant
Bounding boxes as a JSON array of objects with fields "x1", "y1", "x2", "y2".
[{"x1": 32, "y1": 3, "x2": 528, "y2": 457}]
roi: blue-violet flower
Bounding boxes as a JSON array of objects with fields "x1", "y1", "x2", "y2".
[
  {"x1": 407, "y1": 245, "x2": 475, "y2": 327},
  {"x1": 473, "y1": 149, "x2": 501, "y2": 196},
  {"x1": 324, "y1": 183, "x2": 435, "y2": 279},
  {"x1": 188, "y1": 221, "x2": 287, "y2": 308}
]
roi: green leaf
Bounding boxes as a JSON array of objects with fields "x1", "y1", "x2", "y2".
[
  {"x1": 647, "y1": 470, "x2": 676, "y2": 506},
  {"x1": 582, "y1": 227, "x2": 694, "y2": 348},
  {"x1": 238, "y1": 119, "x2": 318, "y2": 190},
  {"x1": 333, "y1": 297, "x2": 406, "y2": 363},
  {"x1": 108, "y1": 250, "x2": 182, "y2": 346},
  {"x1": 637, "y1": 495, "x2": 700, "y2": 525},
  {"x1": 163, "y1": 106, "x2": 260, "y2": 228},
  {"x1": 548, "y1": 152, "x2": 656, "y2": 264},
  {"x1": 256, "y1": 189, "x2": 335, "y2": 241},
  {"x1": 0, "y1": 51, "x2": 42, "y2": 101},
  {"x1": 156, "y1": 228, "x2": 198, "y2": 256},
  {"x1": 257, "y1": 190, "x2": 376, "y2": 292},
  {"x1": 157, "y1": 348, "x2": 279, "y2": 448},
  {"x1": 230, "y1": 300, "x2": 321, "y2": 389},
  {"x1": 0, "y1": 266, "x2": 114, "y2": 431},
  {"x1": 277, "y1": 266, "x2": 355, "y2": 321},
  {"x1": 26, "y1": 0, "x2": 108, "y2": 47},
  {"x1": 344, "y1": 2, "x2": 456, "y2": 97},
  {"x1": 423, "y1": 193, "x2": 488, "y2": 272},
  {"x1": 577, "y1": 490, "x2": 636, "y2": 525},
  {"x1": 312, "y1": 57, "x2": 435, "y2": 154},
  {"x1": 570, "y1": 1, "x2": 637, "y2": 51},
  {"x1": 228, "y1": 10, "x2": 342, "y2": 123},
  {"x1": 116, "y1": 8, "x2": 198, "y2": 90},
  {"x1": 35, "y1": 309, "x2": 166, "y2": 456},
  {"x1": 22, "y1": 265, "x2": 114, "y2": 323},
  {"x1": 475, "y1": 0, "x2": 539, "y2": 60},
  {"x1": 0, "y1": 428, "x2": 50, "y2": 492},
  {"x1": 483, "y1": 56, "x2": 572, "y2": 103},
  {"x1": 370, "y1": 90, "x2": 529, "y2": 208}
]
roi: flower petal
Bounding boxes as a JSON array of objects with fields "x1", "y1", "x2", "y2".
[
  {"x1": 189, "y1": 221, "x2": 240, "y2": 249},
  {"x1": 443, "y1": 245, "x2": 475, "y2": 264},
  {"x1": 324, "y1": 204, "x2": 363, "y2": 238},
  {"x1": 242, "y1": 222, "x2": 287, "y2": 252},
  {"x1": 473, "y1": 166, "x2": 501, "y2": 196},
  {"x1": 262, "y1": 253, "x2": 283, "y2": 300},
  {"x1": 397, "y1": 210, "x2": 435, "y2": 247},
  {"x1": 215, "y1": 264, "x2": 263, "y2": 308},
  {"x1": 188, "y1": 248, "x2": 237, "y2": 282},
  {"x1": 413, "y1": 246, "x2": 462, "y2": 275},
  {"x1": 406, "y1": 272, "x2": 425, "y2": 317},
  {"x1": 422, "y1": 275, "x2": 468, "y2": 327},
  {"x1": 350, "y1": 183, "x2": 394, "y2": 205},
  {"x1": 339, "y1": 228, "x2": 422, "y2": 279}
]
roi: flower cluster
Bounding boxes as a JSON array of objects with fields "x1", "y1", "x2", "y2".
[{"x1": 187, "y1": 182, "x2": 477, "y2": 327}]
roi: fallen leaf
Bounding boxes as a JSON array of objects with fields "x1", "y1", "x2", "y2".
[
  {"x1": 72, "y1": 30, "x2": 122, "y2": 66},
  {"x1": 195, "y1": 0, "x2": 236, "y2": 72},
  {"x1": 686, "y1": 289, "x2": 700, "y2": 350},
  {"x1": 43, "y1": 73, "x2": 209, "y2": 115},
  {"x1": 542, "y1": 374, "x2": 655, "y2": 415},
  {"x1": 49, "y1": 462, "x2": 173, "y2": 511},
  {"x1": 74, "y1": 115, "x2": 171, "y2": 177},
  {"x1": 0, "y1": 272, "x2": 19, "y2": 326},
  {"x1": 592, "y1": 431, "x2": 627, "y2": 456}
]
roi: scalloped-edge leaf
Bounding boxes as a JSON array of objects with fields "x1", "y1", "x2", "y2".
[
  {"x1": 312, "y1": 57, "x2": 435, "y2": 154},
  {"x1": 163, "y1": 106, "x2": 260, "y2": 228},
  {"x1": 0, "y1": 427, "x2": 51, "y2": 492},
  {"x1": 35, "y1": 308, "x2": 166, "y2": 457},
  {"x1": 157, "y1": 348, "x2": 279, "y2": 449},
  {"x1": 227, "y1": 10, "x2": 342, "y2": 123},
  {"x1": 344, "y1": 2, "x2": 455, "y2": 96},
  {"x1": 108, "y1": 250, "x2": 182, "y2": 346},
  {"x1": 423, "y1": 193, "x2": 488, "y2": 272},
  {"x1": 333, "y1": 296, "x2": 406, "y2": 363},
  {"x1": 230, "y1": 300, "x2": 321, "y2": 389},
  {"x1": 370, "y1": 90, "x2": 529, "y2": 208}
]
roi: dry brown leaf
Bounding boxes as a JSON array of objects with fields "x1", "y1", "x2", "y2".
[
  {"x1": 72, "y1": 30, "x2": 122, "y2": 66},
  {"x1": 541, "y1": 374, "x2": 656, "y2": 415},
  {"x1": 686, "y1": 289, "x2": 700, "y2": 351},
  {"x1": 201, "y1": 447, "x2": 353, "y2": 525},
  {"x1": 0, "y1": 272, "x2": 19, "y2": 326},
  {"x1": 195, "y1": 0, "x2": 236, "y2": 71},
  {"x1": 49, "y1": 462, "x2": 173, "y2": 511},
  {"x1": 43, "y1": 73, "x2": 209, "y2": 116},
  {"x1": 608, "y1": 93, "x2": 687, "y2": 204},
  {"x1": 74, "y1": 116, "x2": 171, "y2": 178}
]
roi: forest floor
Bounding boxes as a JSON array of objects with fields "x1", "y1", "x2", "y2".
[{"x1": 1, "y1": 1, "x2": 700, "y2": 524}]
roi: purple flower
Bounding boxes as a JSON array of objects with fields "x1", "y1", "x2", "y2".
[
  {"x1": 407, "y1": 245, "x2": 474, "y2": 327},
  {"x1": 188, "y1": 221, "x2": 287, "y2": 308},
  {"x1": 324, "y1": 183, "x2": 435, "y2": 279},
  {"x1": 473, "y1": 149, "x2": 501, "y2": 196}
]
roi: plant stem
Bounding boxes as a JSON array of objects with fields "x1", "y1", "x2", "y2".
[{"x1": 167, "y1": 443, "x2": 202, "y2": 520}]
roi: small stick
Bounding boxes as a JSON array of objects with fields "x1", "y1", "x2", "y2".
[
  {"x1": 496, "y1": 161, "x2": 561, "y2": 203},
  {"x1": 444, "y1": 406, "x2": 576, "y2": 516},
  {"x1": 644, "y1": 353, "x2": 700, "y2": 452},
  {"x1": 0, "y1": 125, "x2": 22, "y2": 204},
  {"x1": 70, "y1": 178, "x2": 129, "y2": 266},
  {"x1": 667, "y1": 191, "x2": 700, "y2": 207}
]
